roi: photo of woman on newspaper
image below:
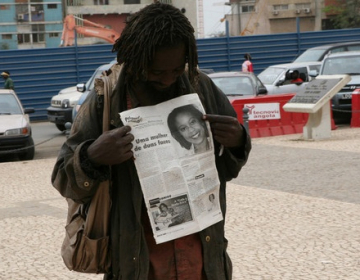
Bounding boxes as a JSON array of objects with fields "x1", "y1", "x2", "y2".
[
  {"x1": 167, "y1": 104, "x2": 211, "y2": 155},
  {"x1": 154, "y1": 203, "x2": 184, "y2": 230}
]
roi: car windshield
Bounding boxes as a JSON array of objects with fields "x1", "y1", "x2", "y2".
[
  {"x1": 293, "y1": 49, "x2": 326, "y2": 62},
  {"x1": 258, "y1": 67, "x2": 285, "y2": 84},
  {"x1": 211, "y1": 76, "x2": 254, "y2": 96},
  {"x1": 322, "y1": 56, "x2": 360, "y2": 75},
  {"x1": 0, "y1": 93, "x2": 22, "y2": 115}
]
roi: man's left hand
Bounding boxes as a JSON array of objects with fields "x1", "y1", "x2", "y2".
[{"x1": 203, "y1": 114, "x2": 244, "y2": 148}]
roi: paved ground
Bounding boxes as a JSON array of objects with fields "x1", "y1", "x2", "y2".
[{"x1": 0, "y1": 125, "x2": 359, "y2": 279}]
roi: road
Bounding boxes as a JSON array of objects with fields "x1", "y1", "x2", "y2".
[
  {"x1": 24, "y1": 121, "x2": 360, "y2": 205},
  {"x1": 31, "y1": 121, "x2": 68, "y2": 160},
  {"x1": 5, "y1": 121, "x2": 360, "y2": 206}
]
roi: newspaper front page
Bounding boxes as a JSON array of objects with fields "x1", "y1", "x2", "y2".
[{"x1": 119, "y1": 94, "x2": 222, "y2": 244}]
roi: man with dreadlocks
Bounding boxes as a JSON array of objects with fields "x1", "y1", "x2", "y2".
[{"x1": 52, "y1": 2, "x2": 251, "y2": 280}]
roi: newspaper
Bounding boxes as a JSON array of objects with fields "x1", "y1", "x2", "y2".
[{"x1": 119, "y1": 93, "x2": 223, "y2": 244}]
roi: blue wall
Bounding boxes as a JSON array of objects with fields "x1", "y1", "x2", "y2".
[{"x1": 1, "y1": 28, "x2": 360, "y2": 121}]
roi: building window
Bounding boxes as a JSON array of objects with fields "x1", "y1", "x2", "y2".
[
  {"x1": 0, "y1": 5, "x2": 10, "y2": 10},
  {"x1": 47, "y1": 4, "x2": 57, "y2": 9},
  {"x1": 124, "y1": 0, "x2": 140, "y2": 4},
  {"x1": 295, "y1": 3, "x2": 311, "y2": 9},
  {"x1": 33, "y1": 33, "x2": 45, "y2": 43},
  {"x1": 49, "y1": 33, "x2": 59, "y2": 37},
  {"x1": 273, "y1": 5, "x2": 289, "y2": 11},
  {"x1": 2, "y1": 34, "x2": 12, "y2": 39},
  {"x1": 18, "y1": 34, "x2": 31, "y2": 44},
  {"x1": 93, "y1": 0, "x2": 109, "y2": 4},
  {"x1": 32, "y1": 24, "x2": 45, "y2": 43},
  {"x1": 241, "y1": 5, "x2": 255, "y2": 13}
]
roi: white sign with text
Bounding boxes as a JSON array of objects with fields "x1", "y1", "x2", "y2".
[{"x1": 244, "y1": 103, "x2": 281, "y2": 120}]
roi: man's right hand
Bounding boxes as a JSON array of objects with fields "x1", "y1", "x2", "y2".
[{"x1": 87, "y1": 126, "x2": 134, "y2": 166}]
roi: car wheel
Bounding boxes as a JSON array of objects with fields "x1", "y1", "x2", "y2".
[
  {"x1": 18, "y1": 137, "x2": 35, "y2": 161},
  {"x1": 56, "y1": 124, "x2": 66, "y2": 131}
]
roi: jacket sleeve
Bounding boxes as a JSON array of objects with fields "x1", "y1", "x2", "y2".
[
  {"x1": 51, "y1": 91, "x2": 109, "y2": 204},
  {"x1": 199, "y1": 73, "x2": 252, "y2": 182}
]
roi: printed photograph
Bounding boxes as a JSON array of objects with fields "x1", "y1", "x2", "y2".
[
  {"x1": 167, "y1": 104, "x2": 212, "y2": 156},
  {"x1": 150, "y1": 194, "x2": 193, "y2": 231}
]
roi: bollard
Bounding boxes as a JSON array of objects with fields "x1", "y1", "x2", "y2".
[
  {"x1": 242, "y1": 107, "x2": 250, "y2": 133},
  {"x1": 351, "y1": 89, "x2": 360, "y2": 128}
]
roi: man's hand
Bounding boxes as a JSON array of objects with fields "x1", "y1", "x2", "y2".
[
  {"x1": 203, "y1": 114, "x2": 244, "y2": 148},
  {"x1": 87, "y1": 126, "x2": 134, "y2": 166}
]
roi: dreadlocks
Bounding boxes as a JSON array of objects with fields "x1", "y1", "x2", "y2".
[{"x1": 112, "y1": 2, "x2": 199, "y2": 88}]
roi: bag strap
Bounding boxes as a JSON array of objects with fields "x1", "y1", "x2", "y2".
[
  {"x1": 101, "y1": 75, "x2": 112, "y2": 132},
  {"x1": 94, "y1": 63, "x2": 123, "y2": 132},
  {"x1": 82, "y1": 73, "x2": 113, "y2": 238}
]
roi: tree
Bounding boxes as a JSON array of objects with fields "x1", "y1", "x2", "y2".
[
  {"x1": 208, "y1": 31, "x2": 227, "y2": 38},
  {"x1": 323, "y1": 0, "x2": 360, "y2": 29}
]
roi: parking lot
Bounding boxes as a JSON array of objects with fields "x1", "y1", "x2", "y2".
[{"x1": 0, "y1": 122, "x2": 360, "y2": 279}]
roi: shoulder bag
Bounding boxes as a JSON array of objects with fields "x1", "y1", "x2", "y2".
[{"x1": 60, "y1": 67, "x2": 118, "y2": 273}]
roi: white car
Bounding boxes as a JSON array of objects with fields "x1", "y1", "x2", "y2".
[
  {"x1": 258, "y1": 62, "x2": 322, "y2": 95},
  {"x1": 0, "y1": 89, "x2": 35, "y2": 160},
  {"x1": 47, "y1": 59, "x2": 116, "y2": 131}
]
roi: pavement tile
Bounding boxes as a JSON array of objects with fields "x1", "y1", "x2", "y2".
[{"x1": 0, "y1": 127, "x2": 359, "y2": 279}]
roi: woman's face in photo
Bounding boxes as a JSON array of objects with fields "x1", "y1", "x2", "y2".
[
  {"x1": 160, "y1": 205, "x2": 168, "y2": 212},
  {"x1": 175, "y1": 112, "x2": 207, "y2": 146}
]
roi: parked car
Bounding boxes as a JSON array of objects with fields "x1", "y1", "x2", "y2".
[
  {"x1": 208, "y1": 71, "x2": 268, "y2": 101},
  {"x1": 257, "y1": 62, "x2": 321, "y2": 95},
  {"x1": 47, "y1": 85, "x2": 82, "y2": 131},
  {"x1": 293, "y1": 41, "x2": 360, "y2": 63},
  {"x1": 0, "y1": 89, "x2": 35, "y2": 160},
  {"x1": 47, "y1": 59, "x2": 116, "y2": 131},
  {"x1": 311, "y1": 51, "x2": 360, "y2": 120},
  {"x1": 72, "y1": 62, "x2": 115, "y2": 122}
]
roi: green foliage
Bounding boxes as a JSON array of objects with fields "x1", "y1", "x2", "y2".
[
  {"x1": 208, "y1": 31, "x2": 226, "y2": 38},
  {"x1": 0, "y1": 43, "x2": 9, "y2": 50},
  {"x1": 323, "y1": 0, "x2": 360, "y2": 29}
]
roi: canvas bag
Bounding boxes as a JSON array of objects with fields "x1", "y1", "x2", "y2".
[{"x1": 61, "y1": 67, "x2": 118, "y2": 273}]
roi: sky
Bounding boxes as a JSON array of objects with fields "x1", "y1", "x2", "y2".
[{"x1": 202, "y1": 0, "x2": 232, "y2": 37}]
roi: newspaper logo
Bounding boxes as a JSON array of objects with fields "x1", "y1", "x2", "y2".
[{"x1": 125, "y1": 116, "x2": 142, "y2": 123}]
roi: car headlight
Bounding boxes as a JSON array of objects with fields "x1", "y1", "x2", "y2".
[
  {"x1": 62, "y1": 99, "x2": 70, "y2": 108},
  {"x1": 5, "y1": 127, "x2": 30, "y2": 136}
]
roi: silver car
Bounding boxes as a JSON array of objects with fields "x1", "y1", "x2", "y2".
[
  {"x1": 314, "y1": 51, "x2": 360, "y2": 118},
  {"x1": 0, "y1": 89, "x2": 35, "y2": 160},
  {"x1": 208, "y1": 71, "x2": 268, "y2": 102}
]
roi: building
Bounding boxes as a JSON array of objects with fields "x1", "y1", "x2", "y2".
[
  {"x1": 0, "y1": 0, "x2": 63, "y2": 49},
  {"x1": 0, "y1": 0, "x2": 199, "y2": 49},
  {"x1": 224, "y1": 0, "x2": 335, "y2": 37},
  {"x1": 65, "y1": 0, "x2": 199, "y2": 45}
]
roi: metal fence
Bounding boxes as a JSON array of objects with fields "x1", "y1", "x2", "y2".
[{"x1": 1, "y1": 28, "x2": 360, "y2": 121}]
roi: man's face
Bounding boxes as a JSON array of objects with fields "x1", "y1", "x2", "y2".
[
  {"x1": 146, "y1": 44, "x2": 186, "y2": 92},
  {"x1": 1, "y1": 75, "x2": 6, "y2": 80}
]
